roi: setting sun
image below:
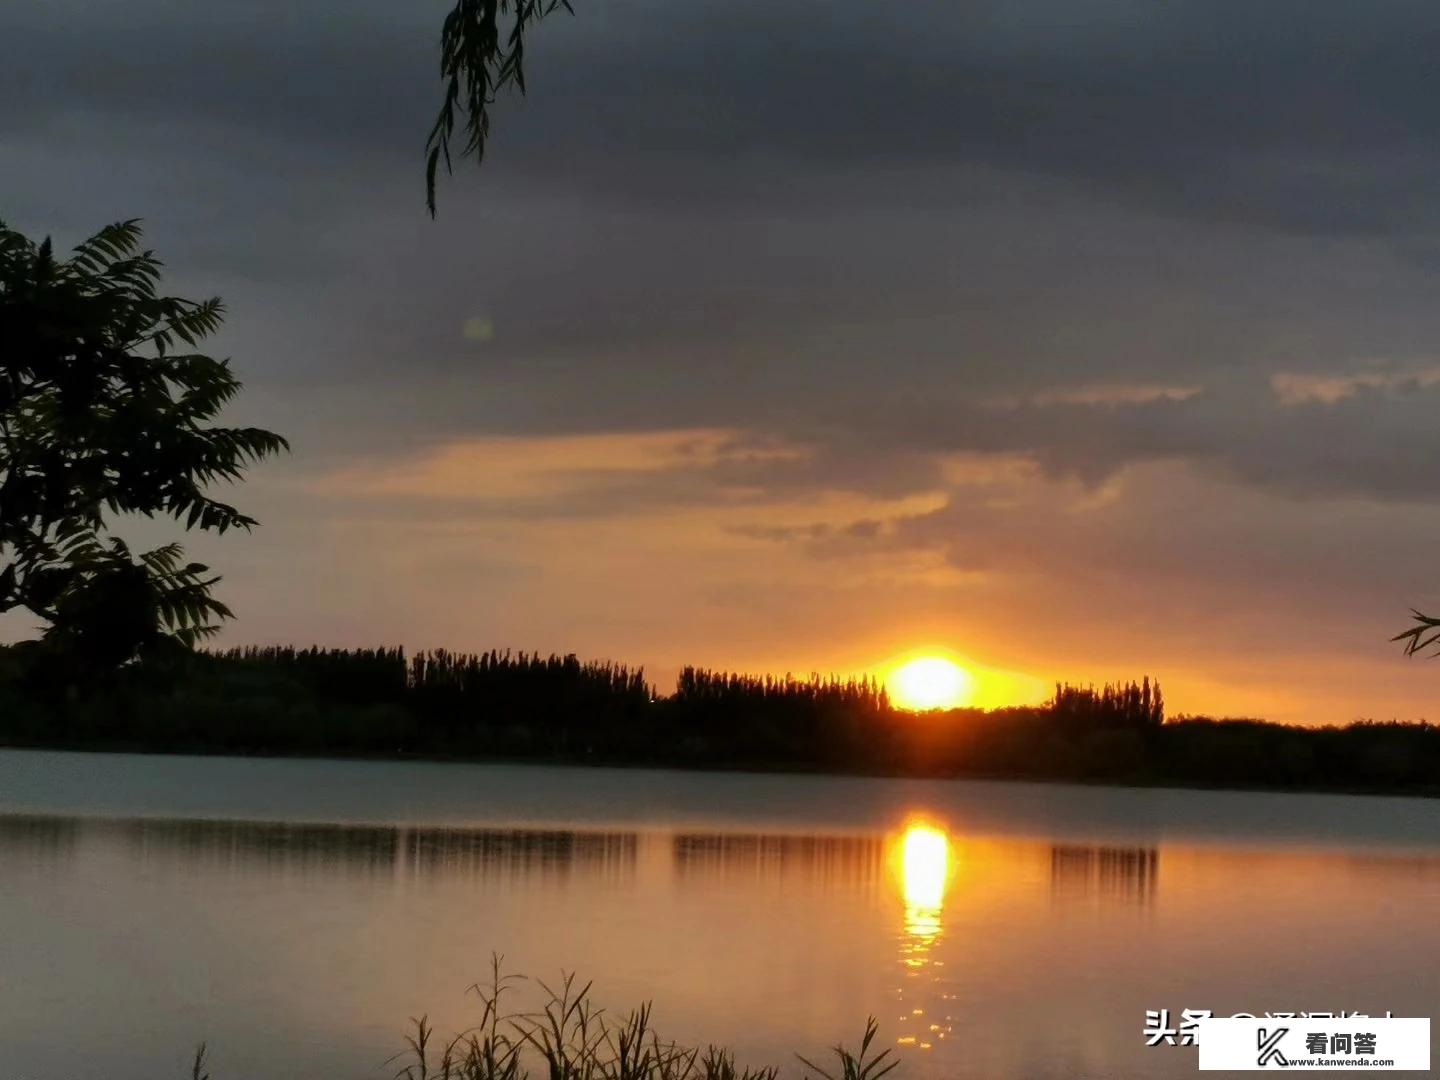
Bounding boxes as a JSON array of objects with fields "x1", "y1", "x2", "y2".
[{"x1": 889, "y1": 657, "x2": 973, "y2": 711}]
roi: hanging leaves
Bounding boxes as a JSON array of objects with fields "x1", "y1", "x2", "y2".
[{"x1": 425, "y1": 0, "x2": 574, "y2": 215}]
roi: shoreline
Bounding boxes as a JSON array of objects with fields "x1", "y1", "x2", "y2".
[{"x1": 3, "y1": 735, "x2": 1437, "y2": 803}]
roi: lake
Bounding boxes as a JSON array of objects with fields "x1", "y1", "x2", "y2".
[{"x1": 0, "y1": 749, "x2": 1436, "y2": 1079}]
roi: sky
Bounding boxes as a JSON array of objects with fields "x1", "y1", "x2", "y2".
[{"x1": 5, "y1": 0, "x2": 1440, "y2": 723}]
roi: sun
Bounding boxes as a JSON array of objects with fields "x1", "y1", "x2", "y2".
[{"x1": 889, "y1": 656, "x2": 974, "y2": 711}]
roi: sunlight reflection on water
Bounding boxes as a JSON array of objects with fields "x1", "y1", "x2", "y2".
[{"x1": 0, "y1": 751, "x2": 1437, "y2": 1080}]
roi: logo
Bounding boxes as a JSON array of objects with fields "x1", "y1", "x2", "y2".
[
  {"x1": 1255, "y1": 1028, "x2": 1289, "y2": 1067},
  {"x1": 1197, "y1": 1017, "x2": 1430, "y2": 1071}
]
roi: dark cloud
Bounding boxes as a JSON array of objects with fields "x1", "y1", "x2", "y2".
[
  {"x1": 0, "y1": 1, "x2": 435, "y2": 152},
  {"x1": 486, "y1": 0, "x2": 1440, "y2": 235},
  {"x1": 10, "y1": 0, "x2": 1440, "y2": 438},
  {"x1": 10, "y1": 0, "x2": 1440, "y2": 233}
]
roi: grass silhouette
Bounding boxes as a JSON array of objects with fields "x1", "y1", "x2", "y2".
[{"x1": 187, "y1": 958, "x2": 891, "y2": 1080}]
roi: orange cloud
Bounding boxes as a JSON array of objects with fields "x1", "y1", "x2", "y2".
[
  {"x1": 313, "y1": 428, "x2": 812, "y2": 502},
  {"x1": 1270, "y1": 365, "x2": 1440, "y2": 406},
  {"x1": 984, "y1": 384, "x2": 1202, "y2": 409}
]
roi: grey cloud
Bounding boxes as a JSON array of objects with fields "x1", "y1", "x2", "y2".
[
  {"x1": 0, "y1": 0, "x2": 436, "y2": 153},
  {"x1": 10, "y1": 0, "x2": 1440, "y2": 510},
  {"x1": 480, "y1": 0, "x2": 1440, "y2": 236},
  {"x1": 893, "y1": 461, "x2": 1440, "y2": 615},
  {"x1": 10, "y1": 0, "x2": 1440, "y2": 236},
  {"x1": 809, "y1": 373, "x2": 1440, "y2": 504}
]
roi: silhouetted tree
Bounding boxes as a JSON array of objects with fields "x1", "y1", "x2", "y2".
[
  {"x1": 0, "y1": 219, "x2": 287, "y2": 676},
  {"x1": 1048, "y1": 678, "x2": 1164, "y2": 728},
  {"x1": 6, "y1": 642, "x2": 1435, "y2": 793}
]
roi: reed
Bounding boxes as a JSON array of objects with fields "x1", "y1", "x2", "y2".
[{"x1": 188, "y1": 958, "x2": 888, "y2": 1080}]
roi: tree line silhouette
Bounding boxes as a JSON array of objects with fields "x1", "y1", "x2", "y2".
[
  {"x1": 1, "y1": 643, "x2": 1436, "y2": 794},
  {"x1": 1050, "y1": 678, "x2": 1164, "y2": 729}
]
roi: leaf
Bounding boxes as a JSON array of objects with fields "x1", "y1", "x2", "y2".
[
  {"x1": 423, "y1": 0, "x2": 573, "y2": 215},
  {"x1": 1, "y1": 218, "x2": 286, "y2": 670}
]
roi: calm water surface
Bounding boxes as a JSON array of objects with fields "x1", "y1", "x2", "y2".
[{"x1": 1, "y1": 749, "x2": 1437, "y2": 1079}]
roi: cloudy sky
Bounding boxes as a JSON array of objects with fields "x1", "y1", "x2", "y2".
[{"x1": 6, "y1": 0, "x2": 1440, "y2": 722}]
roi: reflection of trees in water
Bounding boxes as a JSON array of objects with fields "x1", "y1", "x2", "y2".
[
  {"x1": 405, "y1": 827, "x2": 636, "y2": 881},
  {"x1": 1049, "y1": 844, "x2": 1158, "y2": 904},
  {"x1": 131, "y1": 819, "x2": 639, "y2": 882},
  {"x1": 0, "y1": 814, "x2": 80, "y2": 867},
  {"x1": 3, "y1": 816, "x2": 892, "y2": 887},
  {"x1": 127, "y1": 818, "x2": 404, "y2": 877},
  {"x1": 672, "y1": 832, "x2": 885, "y2": 887},
  {"x1": 0, "y1": 814, "x2": 639, "y2": 883}
]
